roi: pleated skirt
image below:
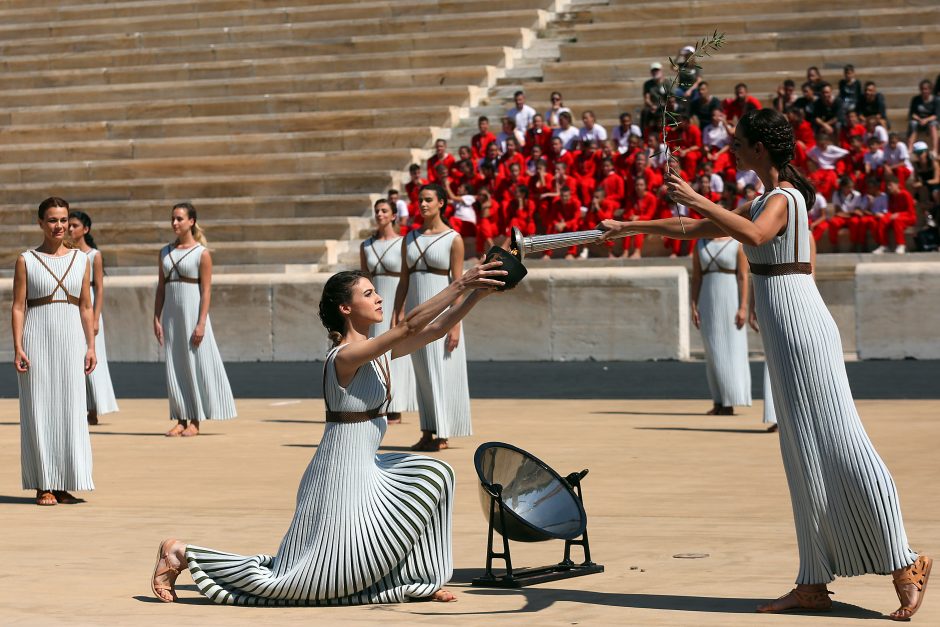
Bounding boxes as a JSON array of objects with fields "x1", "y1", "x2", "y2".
[
  {"x1": 86, "y1": 313, "x2": 119, "y2": 415},
  {"x1": 762, "y1": 362, "x2": 777, "y2": 425},
  {"x1": 405, "y1": 273, "x2": 471, "y2": 439},
  {"x1": 18, "y1": 303, "x2": 94, "y2": 491},
  {"x1": 754, "y1": 273, "x2": 917, "y2": 583},
  {"x1": 185, "y1": 419, "x2": 454, "y2": 605},
  {"x1": 370, "y1": 274, "x2": 417, "y2": 413},
  {"x1": 699, "y1": 273, "x2": 751, "y2": 407},
  {"x1": 162, "y1": 283, "x2": 236, "y2": 422}
]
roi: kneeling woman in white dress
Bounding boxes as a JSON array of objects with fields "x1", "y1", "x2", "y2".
[
  {"x1": 360, "y1": 198, "x2": 418, "y2": 423},
  {"x1": 149, "y1": 260, "x2": 507, "y2": 605},
  {"x1": 691, "y1": 237, "x2": 751, "y2": 415},
  {"x1": 67, "y1": 210, "x2": 119, "y2": 425},
  {"x1": 153, "y1": 203, "x2": 236, "y2": 437},
  {"x1": 13, "y1": 197, "x2": 97, "y2": 506}
]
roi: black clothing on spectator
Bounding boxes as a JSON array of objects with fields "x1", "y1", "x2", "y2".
[
  {"x1": 689, "y1": 94, "x2": 721, "y2": 126},
  {"x1": 812, "y1": 97, "x2": 844, "y2": 129},
  {"x1": 857, "y1": 92, "x2": 887, "y2": 121},
  {"x1": 909, "y1": 94, "x2": 940, "y2": 121},
  {"x1": 794, "y1": 95, "x2": 816, "y2": 120},
  {"x1": 838, "y1": 79, "x2": 863, "y2": 113}
]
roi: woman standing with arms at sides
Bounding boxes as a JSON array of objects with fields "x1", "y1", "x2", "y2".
[
  {"x1": 690, "y1": 236, "x2": 751, "y2": 415},
  {"x1": 393, "y1": 184, "x2": 471, "y2": 452},
  {"x1": 150, "y1": 263, "x2": 506, "y2": 605},
  {"x1": 598, "y1": 108, "x2": 930, "y2": 620},
  {"x1": 360, "y1": 198, "x2": 417, "y2": 423},
  {"x1": 153, "y1": 203, "x2": 236, "y2": 437},
  {"x1": 68, "y1": 211, "x2": 119, "y2": 425},
  {"x1": 13, "y1": 197, "x2": 97, "y2": 506}
]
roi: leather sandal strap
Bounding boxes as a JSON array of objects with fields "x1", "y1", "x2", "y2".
[{"x1": 894, "y1": 557, "x2": 929, "y2": 589}]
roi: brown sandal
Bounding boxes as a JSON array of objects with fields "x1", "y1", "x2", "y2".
[
  {"x1": 52, "y1": 490, "x2": 83, "y2": 504},
  {"x1": 756, "y1": 586, "x2": 833, "y2": 613},
  {"x1": 36, "y1": 490, "x2": 56, "y2": 506},
  {"x1": 890, "y1": 555, "x2": 932, "y2": 621},
  {"x1": 151, "y1": 539, "x2": 183, "y2": 603},
  {"x1": 426, "y1": 438, "x2": 449, "y2": 452},
  {"x1": 410, "y1": 434, "x2": 433, "y2": 451}
]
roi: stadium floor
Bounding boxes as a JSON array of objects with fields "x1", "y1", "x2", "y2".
[{"x1": 0, "y1": 397, "x2": 937, "y2": 625}]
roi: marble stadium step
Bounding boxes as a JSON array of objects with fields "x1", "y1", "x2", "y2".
[
  {"x1": 0, "y1": 128, "x2": 438, "y2": 164},
  {"x1": 0, "y1": 217, "x2": 369, "y2": 247},
  {"x1": 0, "y1": 46, "x2": 514, "y2": 93},
  {"x1": 0, "y1": 195, "x2": 376, "y2": 225},
  {"x1": 0, "y1": 0, "x2": 555, "y2": 26},
  {"x1": 564, "y1": 25, "x2": 940, "y2": 60},
  {"x1": 542, "y1": 45, "x2": 940, "y2": 82},
  {"x1": 0, "y1": 109, "x2": 460, "y2": 144},
  {"x1": 0, "y1": 7, "x2": 548, "y2": 44},
  {"x1": 0, "y1": 150, "x2": 421, "y2": 185},
  {"x1": 595, "y1": 0, "x2": 925, "y2": 21},
  {"x1": 0, "y1": 171, "x2": 402, "y2": 205},
  {"x1": 0, "y1": 239, "x2": 337, "y2": 268},
  {"x1": 0, "y1": 28, "x2": 531, "y2": 73}
]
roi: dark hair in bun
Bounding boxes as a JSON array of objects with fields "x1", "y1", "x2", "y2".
[
  {"x1": 318, "y1": 270, "x2": 367, "y2": 346},
  {"x1": 737, "y1": 108, "x2": 816, "y2": 208}
]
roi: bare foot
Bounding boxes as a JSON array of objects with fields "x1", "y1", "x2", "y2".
[
  {"x1": 756, "y1": 584, "x2": 832, "y2": 613},
  {"x1": 151, "y1": 539, "x2": 185, "y2": 603},
  {"x1": 166, "y1": 423, "x2": 185, "y2": 437},
  {"x1": 630, "y1": 251, "x2": 642, "y2": 259},
  {"x1": 432, "y1": 589, "x2": 457, "y2": 602},
  {"x1": 181, "y1": 423, "x2": 199, "y2": 437},
  {"x1": 36, "y1": 490, "x2": 56, "y2": 506},
  {"x1": 564, "y1": 254, "x2": 575, "y2": 260},
  {"x1": 890, "y1": 556, "x2": 932, "y2": 621}
]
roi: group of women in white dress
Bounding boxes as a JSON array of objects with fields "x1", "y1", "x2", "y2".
[
  {"x1": 13, "y1": 199, "x2": 237, "y2": 506},
  {"x1": 10, "y1": 122, "x2": 931, "y2": 619}
]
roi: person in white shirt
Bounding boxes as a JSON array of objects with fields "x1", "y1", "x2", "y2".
[
  {"x1": 578, "y1": 110, "x2": 608, "y2": 144},
  {"x1": 387, "y1": 189, "x2": 410, "y2": 227},
  {"x1": 702, "y1": 108, "x2": 733, "y2": 172},
  {"x1": 884, "y1": 132, "x2": 913, "y2": 185},
  {"x1": 829, "y1": 177, "x2": 866, "y2": 252},
  {"x1": 700, "y1": 161, "x2": 724, "y2": 194},
  {"x1": 863, "y1": 115, "x2": 889, "y2": 145},
  {"x1": 864, "y1": 136, "x2": 886, "y2": 176},
  {"x1": 612, "y1": 112, "x2": 643, "y2": 153},
  {"x1": 496, "y1": 117, "x2": 526, "y2": 154},
  {"x1": 507, "y1": 91, "x2": 536, "y2": 131},
  {"x1": 552, "y1": 111, "x2": 580, "y2": 151},
  {"x1": 807, "y1": 133, "x2": 849, "y2": 199},
  {"x1": 544, "y1": 91, "x2": 571, "y2": 127}
]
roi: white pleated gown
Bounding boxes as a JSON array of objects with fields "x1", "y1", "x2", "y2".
[
  {"x1": 762, "y1": 363, "x2": 776, "y2": 426},
  {"x1": 84, "y1": 249, "x2": 119, "y2": 416},
  {"x1": 404, "y1": 230, "x2": 472, "y2": 439},
  {"x1": 696, "y1": 239, "x2": 751, "y2": 407},
  {"x1": 17, "y1": 250, "x2": 94, "y2": 491},
  {"x1": 185, "y1": 346, "x2": 455, "y2": 605},
  {"x1": 160, "y1": 244, "x2": 236, "y2": 422},
  {"x1": 746, "y1": 187, "x2": 916, "y2": 584},
  {"x1": 362, "y1": 236, "x2": 417, "y2": 413}
]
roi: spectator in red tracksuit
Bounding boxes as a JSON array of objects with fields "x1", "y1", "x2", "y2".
[
  {"x1": 546, "y1": 187, "x2": 583, "y2": 259},
  {"x1": 673, "y1": 119, "x2": 703, "y2": 179},
  {"x1": 571, "y1": 139, "x2": 600, "y2": 206},
  {"x1": 524, "y1": 114, "x2": 553, "y2": 157},
  {"x1": 478, "y1": 142, "x2": 507, "y2": 181},
  {"x1": 506, "y1": 184, "x2": 537, "y2": 238},
  {"x1": 546, "y1": 136, "x2": 574, "y2": 173},
  {"x1": 474, "y1": 188, "x2": 500, "y2": 258},
  {"x1": 528, "y1": 158, "x2": 554, "y2": 228},
  {"x1": 546, "y1": 162, "x2": 580, "y2": 214},
  {"x1": 404, "y1": 164, "x2": 427, "y2": 232},
  {"x1": 828, "y1": 176, "x2": 866, "y2": 252},
  {"x1": 427, "y1": 139, "x2": 455, "y2": 184},
  {"x1": 583, "y1": 188, "x2": 621, "y2": 257},
  {"x1": 495, "y1": 162, "x2": 529, "y2": 231},
  {"x1": 622, "y1": 177, "x2": 658, "y2": 258},
  {"x1": 500, "y1": 138, "x2": 526, "y2": 177},
  {"x1": 786, "y1": 106, "x2": 815, "y2": 170},
  {"x1": 623, "y1": 152, "x2": 663, "y2": 196},
  {"x1": 597, "y1": 158, "x2": 625, "y2": 207},
  {"x1": 471, "y1": 116, "x2": 497, "y2": 160},
  {"x1": 807, "y1": 133, "x2": 849, "y2": 200},
  {"x1": 873, "y1": 176, "x2": 917, "y2": 254},
  {"x1": 614, "y1": 134, "x2": 643, "y2": 178}
]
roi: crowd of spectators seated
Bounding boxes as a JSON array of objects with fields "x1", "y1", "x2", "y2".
[{"x1": 389, "y1": 54, "x2": 940, "y2": 259}]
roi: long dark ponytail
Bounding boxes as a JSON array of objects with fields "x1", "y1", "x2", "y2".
[
  {"x1": 68, "y1": 210, "x2": 97, "y2": 249},
  {"x1": 318, "y1": 270, "x2": 367, "y2": 346},
  {"x1": 738, "y1": 108, "x2": 816, "y2": 209}
]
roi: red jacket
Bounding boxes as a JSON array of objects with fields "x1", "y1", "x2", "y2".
[
  {"x1": 887, "y1": 189, "x2": 915, "y2": 216},
  {"x1": 471, "y1": 132, "x2": 497, "y2": 160},
  {"x1": 598, "y1": 172, "x2": 625, "y2": 205},
  {"x1": 548, "y1": 198, "x2": 582, "y2": 232}
]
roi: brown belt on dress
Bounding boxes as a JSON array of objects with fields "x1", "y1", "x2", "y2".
[
  {"x1": 702, "y1": 268, "x2": 737, "y2": 275},
  {"x1": 412, "y1": 268, "x2": 450, "y2": 276},
  {"x1": 750, "y1": 262, "x2": 812, "y2": 276},
  {"x1": 165, "y1": 276, "x2": 200, "y2": 284},
  {"x1": 325, "y1": 409, "x2": 387, "y2": 424},
  {"x1": 27, "y1": 294, "x2": 80, "y2": 308}
]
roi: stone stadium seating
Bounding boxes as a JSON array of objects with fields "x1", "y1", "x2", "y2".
[{"x1": 0, "y1": 0, "x2": 556, "y2": 270}]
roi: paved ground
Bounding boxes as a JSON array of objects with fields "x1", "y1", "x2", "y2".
[
  {"x1": 1, "y1": 360, "x2": 937, "y2": 400},
  {"x1": 0, "y1": 396, "x2": 937, "y2": 626}
]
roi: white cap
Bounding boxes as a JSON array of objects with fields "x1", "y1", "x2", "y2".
[
  {"x1": 912, "y1": 141, "x2": 930, "y2": 153},
  {"x1": 681, "y1": 45, "x2": 695, "y2": 54},
  {"x1": 649, "y1": 62, "x2": 663, "y2": 70}
]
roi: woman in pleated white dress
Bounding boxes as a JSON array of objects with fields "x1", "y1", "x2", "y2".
[
  {"x1": 393, "y1": 183, "x2": 472, "y2": 452},
  {"x1": 599, "y1": 109, "x2": 930, "y2": 620},
  {"x1": 360, "y1": 198, "x2": 417, "y2": 423},
  {"x1": 150, "y1": 261, "x2": 507, "y2": 605},
  {"x1": 691, "y1": 237, "x2": 751, "y2": 414},
  {"x1": 153, "y1": 203, "x2": 236, "y2": 437},
  {"x1": 68, "y1": 211, "x2": 119, "y2": 425},
  {"x1": 12, "y1": 197, "x2": 97, "y2": 506}
]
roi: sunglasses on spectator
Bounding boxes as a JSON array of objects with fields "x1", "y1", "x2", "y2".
[{"x1": 551, "y1": 96, "x2": 561, "y2": 101}]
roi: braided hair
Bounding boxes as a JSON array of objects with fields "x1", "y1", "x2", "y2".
[
  {"x1": 68, "y1": 210, "x2": 97, "y2": 249},
  {"x1": 737, "y1": 108, "x2": 816, "y2": 209},
  {"x1": 318, "y1": 270, "x2": 368, "y2": 346}
]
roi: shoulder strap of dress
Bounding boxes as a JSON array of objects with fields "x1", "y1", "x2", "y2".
[
  {"x1": 370, "y1": 238, "x2": 398, "y2": 276},
  {"x1": 165, "y1": 245, "x2": 200, "y2": 280},
  {"x1": 777, "y1": 188, "x2": 801, "y2": 261},
  {"x1": 29, "y1": 250, "x2": 79, "y2": 299},
  {"x1": 409, "y1": 230, "x2": 453, "y2": 272}
]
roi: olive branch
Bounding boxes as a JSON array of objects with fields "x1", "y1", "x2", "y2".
[{"x1": 659, "y1": 30, "x2": 726, "y2": 232}]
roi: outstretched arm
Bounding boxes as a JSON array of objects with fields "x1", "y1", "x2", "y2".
[{"x1": 393, "y1": 289, "x2": 489, "y2": 359}]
